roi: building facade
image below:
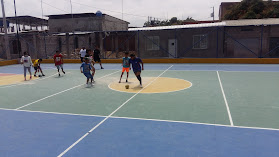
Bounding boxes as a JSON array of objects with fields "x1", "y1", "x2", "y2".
[{"x1": 48, "y1": 13, "x2": 129, "y2": 33}]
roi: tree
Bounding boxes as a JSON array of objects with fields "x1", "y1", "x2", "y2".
[
  {"x1": 224, "y1": 0, "x2": 279, "y2": 20},
  {"x1": 143, "y1": 17, "x2": 196, "y2": 27},
  {"x1": 170, "y1": 17, "x2": 178, "y2": 24}
]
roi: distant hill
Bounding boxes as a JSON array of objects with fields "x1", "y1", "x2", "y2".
[{"x1": 223, "y1": 0, "x2": 279, "y2": 20}]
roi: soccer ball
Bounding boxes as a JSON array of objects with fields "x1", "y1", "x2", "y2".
[{"x1": 125, "y1": 85, "x2": 129, "y2": 89}]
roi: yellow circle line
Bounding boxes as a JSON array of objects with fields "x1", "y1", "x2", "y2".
[{"x1": 108, "y1": 77, "x2": 193, "y2": 94}]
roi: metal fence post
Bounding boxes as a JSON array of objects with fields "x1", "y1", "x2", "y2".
[
  {"x1": 175, "y1": 28, "x2": 177, "y2": 58},
  {"x1": 216, "y1": 27, "x2": 219, "y2": 58},
  {"x1": 260, "y1": 24, "x2": 263, "y2": 58},
  {"x1": 138, "y1": 30, "x2": 140, "y2": 57}
]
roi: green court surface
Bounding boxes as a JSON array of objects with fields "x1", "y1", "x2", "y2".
[
  {"x1": 1, "y1": 63, "x2": 279, "y2": 157},
  {"x1": 1, "y1": 64, "x2": 279, "y2": 128}
]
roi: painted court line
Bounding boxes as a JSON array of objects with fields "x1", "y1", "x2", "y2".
[
  {"x1": 1, "y1": 107, "x2": 279, "y2": 132},
  {"x1": 57, "y1": 65, "x2": 174, "y2": 157},
  {"x1": 217, "y1": 71, "x2": 234, "y2": 126},
  {"x1": 0, "y1": 108, "x2": 106, "y2": 118},
  {"x1": 15, "y1": 70, "x2": 120, "y2": 110}
]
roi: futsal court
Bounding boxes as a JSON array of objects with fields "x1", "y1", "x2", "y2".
[{"x1": 0, "y1": 63, "x2": 279, "y2": 157}]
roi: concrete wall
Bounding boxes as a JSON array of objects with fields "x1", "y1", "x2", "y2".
[
  {"x1": 103, "y1": 15, "x2": 128, "y2": 31},
  {"x1": 48, "y1": 15, "x2": 128, "y2": 33},
  {"x1": 137, "y1": 27, "x2": 224, "y2": 58},
  {"x1": 49, "y1": 17, "x2": 103, "y2": 33}
]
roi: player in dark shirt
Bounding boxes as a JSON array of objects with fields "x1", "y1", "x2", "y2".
[
  {"x1": 93, "y1": 46, "x2": 104, "y2": 69},
  {"x1": 129, "y1": 54, "x2": 144, "y2": 87}
]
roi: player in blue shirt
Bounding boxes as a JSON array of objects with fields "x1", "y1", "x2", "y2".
[
  {"x1": 119, "y1": 52, "x2": 130, "y2": 83},
  {"x1": 129, "y1": 54, "x2": 144, "y2": 87},
  {"x1": 80, "y1": 58, "x2": 94, "y2": 87}
]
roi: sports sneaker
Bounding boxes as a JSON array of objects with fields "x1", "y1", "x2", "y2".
[
  {"x1": 119, "y1": 80, "x2": 121, "y2": 83},
  {"x1": 34, "y1": 74, "x2": 37, "y2": 77},
  {"x1": 126, "y1": 80, "x2": 128, "y2": 82},
  {"x1": 42, "y1": 74, "x2": 45, "y2": 77},
  {"x1": 59, "y1": 73, "x2": 61, "y2": 77},
  {"x1": 101, "y1": 67, "x2": 104, "y2": 69},
  {"x1": 140, "y1": 84, "x2": 143, "y2": 88},
  {"x1": 63, "y1": 71, "x2": 65, "y2": 74}
]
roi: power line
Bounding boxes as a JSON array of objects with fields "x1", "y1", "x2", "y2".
[{"x1": 66, "y1": 0, "x2": 165, "y2": 20}]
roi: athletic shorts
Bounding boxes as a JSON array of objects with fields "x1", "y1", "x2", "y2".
[
  {"x1": 56, "y1": 64, "x2": 63, "y2": 69},
  {"x1": 133, "y1": 70, "x2": 141, "y2": 74},
  {"x1": 34, "y1": 66, "x2": 41, "y2": 71},
  {"x1": 94, "y1": 57, "x2": 101, "y2": 62},
  {"x1": 84, "y1": 73, "x2": 93, "y2": 79},
  {"x1": 122, "y1": 67, "x2": 130, "y2": 73}
]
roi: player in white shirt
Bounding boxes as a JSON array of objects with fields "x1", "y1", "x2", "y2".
[
  {"x1": 79, "y1": 47, "x2": 87, "y2": 62},
  {"x1": 20, "y1": 52, "x2": 33, "y2": 81}
]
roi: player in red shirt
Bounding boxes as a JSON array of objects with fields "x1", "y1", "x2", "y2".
[{"x1": 53, "y1": 51, "x2": 66, "y2": 77}]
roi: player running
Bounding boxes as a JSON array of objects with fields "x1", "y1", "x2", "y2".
[
  {"x1": 119, "y1": 52, "x2": 130, "y2": 83},
  {"x1": 33, "y1": 59, "x2": 45, "y2": 77},
  {"x1": 93, "y1": 46, "x2": 104, "y2": 69},
  {"x1": 53, "y1": 51, "x2": 66, "y2": 77},
  {"x1": 80, "y1": 58, "x2": 94, "y2": 87},
  {"x1": 20, "y1": 52, "x2": 32, "y2": 81},
  {"x1": 129, "y1": 54, "x2": 144, "y2": 87}
]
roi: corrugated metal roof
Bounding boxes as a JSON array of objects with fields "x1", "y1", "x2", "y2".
[
  {"x1": 129, "y1": 18, "x2": 279, "y2": 31},
  {"x1": 225, "y1": 18, "x2": 279, "y2": 26},
  {"x1": 53, "y1": 31, "x2": 94, "y2": 36},
  {"x1": 128, "y1": 22, "x2": 226, "y2": 31}
]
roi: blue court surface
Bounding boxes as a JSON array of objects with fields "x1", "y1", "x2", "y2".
[{"x1": 1, "y1": 63, "x2": 279, "y2": 157}]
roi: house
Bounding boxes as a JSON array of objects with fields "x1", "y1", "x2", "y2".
[{"x1": 47, "y1": 13, "x2": 129, "y2": 33}]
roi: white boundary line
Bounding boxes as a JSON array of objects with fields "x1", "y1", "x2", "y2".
[
  {"x1": 217, "y1": 71, "x2": 234, "y2": 126},
  {"x1": 15, "y1": 70, "x2": 120, "y2": 110},
  {"x1": 1, "y1": 107, "x2": 279, "y2": 131},
  {"x1": 108, "y1": 77, "x2": 193, "y2": 94},
  {"x1": 57, "y1": 65, "x2": 174, "y2": 157},
  {"x1": 0, "y1": 108, "x2": 106, "y2": 118},
  {"x1": 109, "y1": 116, "x2": 279, "y2": 131}
]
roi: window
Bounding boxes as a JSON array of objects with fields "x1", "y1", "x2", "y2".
[
  {"x1": 193, "y1": 35, "x2": 208, "y2": 49},
  {"x1": 146, "y1": 36, "x2": 160, "y2": 51}
]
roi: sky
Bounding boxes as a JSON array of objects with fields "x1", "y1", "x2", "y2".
[{"x1": 1, "y1": 0, "x2": 241, "y2": 27}]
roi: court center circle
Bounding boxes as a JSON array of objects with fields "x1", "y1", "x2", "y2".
[{"x1": 109, "y1": 77, "x2": 192, "y2": 94}]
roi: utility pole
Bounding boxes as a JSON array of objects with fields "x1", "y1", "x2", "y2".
[
  {"x1": 1, "y1": 0, "x2": 11, "y2": 59},
  {"x1": 211, "y1": 7, "x2": 215, "y2": 21},
  {"x1": 13, "y1": 0, "x2": 21, "y2": 58},
  {"x1": 41, "y1": 0, "x2": 47, "y2": 58},
  {"x1": 70, "y1": 0, "x2": 74, "y2": 33},
  {"x1": 122, "y1": 0, "x2": 124, "y2": 30}
]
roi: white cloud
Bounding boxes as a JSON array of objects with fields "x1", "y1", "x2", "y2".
[{"x1": 1, "y1": 0, "x2": 241, "y2": 27}]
